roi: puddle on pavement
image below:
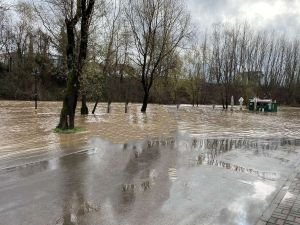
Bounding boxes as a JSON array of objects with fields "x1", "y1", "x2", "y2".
[
  {"x1": 3, "y1": 135, "x2": 298, "y2": 180},
  {"x1": 0, "y1": 135, "x2": 299, "y2": 225},
  {"x1": 184, "y1": 137, "x2": 299, "y2": 180}
]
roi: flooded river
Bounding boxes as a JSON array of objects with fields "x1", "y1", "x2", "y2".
[{"x1": 0, "y1": 101, "x2": 299, "y2": 225}]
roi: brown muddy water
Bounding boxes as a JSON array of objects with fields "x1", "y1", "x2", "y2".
[{"x1": 0, "y1": 101, "x2": 299, "y2": 225}]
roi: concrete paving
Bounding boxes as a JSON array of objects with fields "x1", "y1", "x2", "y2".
[{"x1": 257, "y1": 172, "x2": 300, "y2": 225}]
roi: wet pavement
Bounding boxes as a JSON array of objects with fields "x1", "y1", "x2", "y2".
[
  {"x1": 0, "y1": 101, "x2": 300, "y2": 225},
  {"x1": 257, "y1": 171, "x2": 300, "y2": 225}
]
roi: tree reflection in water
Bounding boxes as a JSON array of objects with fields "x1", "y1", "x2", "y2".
[
  {"x1": 186, "y1": 137, "x2": 299, "y2": 181},
  {"x1": 58, "y1": 154, "x2": 99, "y2": 225}
]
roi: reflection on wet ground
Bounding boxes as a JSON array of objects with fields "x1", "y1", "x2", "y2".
[
  {"x1": 0, "y1": 101, "x2": 300, "y2": 225},
  {"x1": 187, "y1": 138, "x2": 299, "y2": 180}
]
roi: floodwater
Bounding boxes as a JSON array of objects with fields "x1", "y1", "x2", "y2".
[{"x1": 0, "y1": 101, "x2": 299, "y2": 225}]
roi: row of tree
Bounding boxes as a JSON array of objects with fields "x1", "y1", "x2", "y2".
[
  {"x1": 1, "y1": 0, "x2": 300, "y2": 129},
  {"x1": 202, "y1": 23, "x2": 300, "y2": 108}
]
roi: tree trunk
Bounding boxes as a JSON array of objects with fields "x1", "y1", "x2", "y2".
[
  {"x1": 57, "y1": 16, "x2": 78, "y2": 130},
  {"x1": 221, "y1": 90, "x2": 225, "y2": 110},
  {"x1": 58, "y1": 105, "x2": 68, "y2": 130},
  {"x1": 92, "y1": 98, "x2": 99, "y2": 114},
  {"x1": 107, "y1": 100, "x2": 111, "y2": 113},
  {"x1": 141, "y1": 91, "x2": 149, "y2": 112},
  {"x1": 57, "y1": 74, "x2": 78, "y2": 129},
  {"x1": 57, "y1": 84, "x2": 78, "y2": 131},
  {"x1": 81, "y1": 94, "x2": 88, "y2": 115},
  {"x1": 57, "y1": 0, "x2": 95, "y2": 129},
  {"x1": 125, "y1": 83, "x2": 129, "y2": 113}
]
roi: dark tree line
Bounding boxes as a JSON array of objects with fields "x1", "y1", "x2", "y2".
[
  {"x1": 0, "y1": 2, "x2": 62, "y2": 99},
  {"x1": 186, "y1": 23, "x2": 300, "y2": 108}
]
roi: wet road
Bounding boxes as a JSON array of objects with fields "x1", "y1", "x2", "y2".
[{"x1": 0, "y1": 101, "x2": 299, "y2": 225}]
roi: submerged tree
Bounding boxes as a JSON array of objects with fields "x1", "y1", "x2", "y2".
[
  {"x1": 56, "y1": 0, "x2": 95, "y2": 129},
  {"x1": 125, "y1": 0, "x2": 190, "y2": 112}
]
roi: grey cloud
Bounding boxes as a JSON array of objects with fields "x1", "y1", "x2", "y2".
[
  {"x1": 186, "y1": 0, "x2": 300, "y2": 38},
  {"x1": 262, "y1": 12, "x2": 300, "y2": 39}
]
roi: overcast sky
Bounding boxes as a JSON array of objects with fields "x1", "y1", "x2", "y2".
[
  {"x1": 186, "y1": 0, "x2": 300, "y2": 37},
  {"x1": 2, "y1": 0, "x2": 300, "y2": 38}
]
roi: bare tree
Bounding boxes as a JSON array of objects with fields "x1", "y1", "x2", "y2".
[
  {"x1": 284, "y1": 40, "x2": 300, "y2": 104},
  {"x1": 125, "y1": 0, "x2": 190, "y2": 112},
  {"x1": 185, "y1": 43, "x2": 202, "y2": 106},
  {"x1": 92, "y1": 0, "x2": 123, "y2": 114},
  {"x1": 210, "y1": 24, "x2": 226, "y2": 108}
]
